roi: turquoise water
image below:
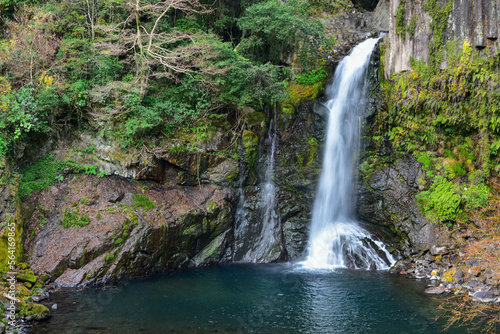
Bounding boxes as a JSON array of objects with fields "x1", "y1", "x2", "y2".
[{"x1": 32, "y1": 264, "x2": 464, "y2": 333}]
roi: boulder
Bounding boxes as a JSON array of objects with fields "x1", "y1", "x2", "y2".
[
  {"x1": 424, "y1": 285, "x2": 448, "y2": 295},
  {"x1": 471, "y1": 290, "x2": 496, "y2": 303}
]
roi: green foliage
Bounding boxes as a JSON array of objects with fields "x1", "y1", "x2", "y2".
[
  {"x1": 294, "y1": 67, "x2": 328, "y2": 85},
  {"x1": 131, "y1": 193, "x2": 156, "y2": 211},
  {"x1": 84, "y1": 165, "x2": 98, "y2": 175},
  {"x1": 0, "y1": 0, "x2": 326, "y2": 173},
  {"x1": 463, "y1": 183, "x2": 491, "y2": 212},
  {"x1": 445, "y1": 161, "x2": 467, "y2": 179},
  {"x1": 395, "y1": 0, "x2": 407, "y2": 38},
  {"x1": 237, "y1": 0, "x2": 326, "y2": 68},
  {"x1": 114, "y1": 238, "x2": 124, "y2": 245},
  {"x1": 379, "y1": 46, "x2": 500, "y2": 176},
  {"x1": 0, "y1": 0, "x2": 37, "y2": 19},
  {"x1": 395, "y1": 0, "x2": 417, "y2": 41},
  {"x1": 219, "y1": 58, "x2": 288, "y2": 108},
  {"x1": 417, "y1": 177, "x2": 462, "y2": 222},
  {"x1": 18, "y1": 157, "x2": 58, "y2": 198},
  {"x1": 417, "y1": 153, "x2": 432, "y2": 169},
  {"x1": 19, "y1": 156, "x2": 99, "y2": 198},
  {"x1": 0, "y1": 85, "x2": 55, "y2": 158},
  {"x1": 81, "y1": 144, "x2": 96, "y2": 154},
  {"x1": 60, "y1": 209, "x2": 90, "y2": 228}
]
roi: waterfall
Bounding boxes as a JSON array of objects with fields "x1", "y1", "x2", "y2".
[{"x1": 303, "y1": 37, "x2": 395, "y2": 270}]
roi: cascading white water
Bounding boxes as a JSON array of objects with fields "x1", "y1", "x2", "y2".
[
  {"x1": 303, "y1": 37, "x2": 395, "y2": 270},
  {"x1": 262, "y1": 119, "x2": 278, "y2": 235}
]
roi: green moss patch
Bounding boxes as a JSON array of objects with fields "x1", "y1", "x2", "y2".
[
  {"x1": 242, "y1": 130, "x2": 259, "y2": 168},
  {"x1": 59, "y1": 209, "x2": 90, "y2": 228},
  {"x1": 131, "y1": 193, "x2": 156, "y2": 211}
]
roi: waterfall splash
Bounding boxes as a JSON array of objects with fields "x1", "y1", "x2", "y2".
[{"x1": 302, "y1": 37, "x2": 395, "y2": 270}]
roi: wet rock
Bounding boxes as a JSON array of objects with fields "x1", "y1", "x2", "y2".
[
  {"x1": 51, "y1": 304, "x2": 58, "y2": 310},
  {"x1": 189, "y1": 230, "x2": 232, "y2": 267},
  {"x1": 23, "y1": 303, "x2": 50, "y2": 321},
  {"x1": 201, "y1": 159, "x2": 239, "y2": 186},
  {"x1": 471, "y1": 290, "x2": 496, "y2": 303},
  {"x1": 31, "y1": 292, "x2": 49, "y2": 303},
  {"x1": 430, "y1": 245, "x2": 448, "y2": 256},
  {"x1": 25, "y1": 175, "x2": 238, "y2": 286},
  {"x1": 389, "y1": 259, "x2": 410, "y2": 274},
  {"x1": 283, "y1": 217, "x2": 309, "y2": 260},
  {"x1": 424, "y1": 285, "x2": 448, "y2": 295},
  {"x1": 232, "y1": 185, "x2": 286, "y2": 263}
]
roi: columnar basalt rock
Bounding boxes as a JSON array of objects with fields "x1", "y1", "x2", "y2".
[{"x1": 384, "y1": 0, "x2": 500, "y2": 77}]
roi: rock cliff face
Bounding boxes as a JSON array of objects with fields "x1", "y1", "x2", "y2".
[
  {"x1": 357, "y1": 157, "x2": 451, "y2": 254},
  {"x1": 20, "y1": 102, "x2": 328, "y2": 286},
  {"x1": 25, "y1": 175, "x2": 235, "y2": 286},
  {"x1": 384, "y1": 0, "x2": 500, "y2": 76},
  {"x1": 0, "y1": 163, "x2": 24, "y2": 268},
  {"x1": 18, "y1": 91, "x2": 327, "y2": 286}
]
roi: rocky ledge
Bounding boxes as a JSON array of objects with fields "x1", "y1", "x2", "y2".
[{"x1": 24, "y1": 175, "x2": 235, "y2": 287}]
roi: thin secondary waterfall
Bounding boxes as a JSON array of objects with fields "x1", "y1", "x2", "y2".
[
  {"x1": 303, "y1": 37, "x2": 394, "y2": 270},
  {"x1": 232, "y1": 114, "x2": 283, "y2": 262},
  {"x1": 261, "y1": 118, "x2": 279, "y2": 247}
]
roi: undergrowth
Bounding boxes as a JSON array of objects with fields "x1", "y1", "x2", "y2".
[{"x1": 18, "y1": 156, "x2": 101, "y2": 198}]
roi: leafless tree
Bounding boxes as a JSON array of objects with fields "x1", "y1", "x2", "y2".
[
  {"x1": 0, "y1": 6, "x2": 60, "y2": 87},
  {"x1": 97, "y1": 0, "x2": 221, "y2": 97}
]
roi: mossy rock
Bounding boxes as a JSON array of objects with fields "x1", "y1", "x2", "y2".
[
  {"x1": 190, "y1": 231, "x2": 229, "y2": 266},
  {"x1": 285, "y1": 82, "x2": 323, "y2": 105},
  {"x1": 16, "y1": 270, "x2": 38, "y2": 285},
  {"x1": 441, "y1": 268, "x2": 456, "y2": 283},
  {"x1": 17, "y1": 284, "x2": 30, "y2": 297},
  {"x1": 281, "y1": 103, "x2": 296, "y2": 115},
  {"x1": 22, "y1": 303, "x2": 50, "y2": 321},
  {"x1": 242, "y1": 131, "x2": 259, "y2": 169},
  {"x1": 40, "y1": 274, "x2": 51, "y2": 284},
  {"x1": 244, "y1": 110, "x2": 267, "y2": 127}
]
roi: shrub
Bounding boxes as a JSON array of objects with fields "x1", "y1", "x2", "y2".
[
  {"x1": 417, "y1": 176, "x2": 462, "y2": 221},
  {"x1": 294, "y1": 67, "x2": 328, "y2": 85},
  {"x1": 463, "y1": 183, "x2": 491, "y2": 212}
]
